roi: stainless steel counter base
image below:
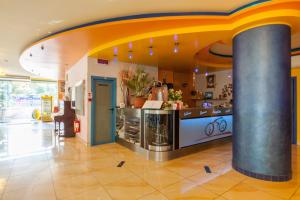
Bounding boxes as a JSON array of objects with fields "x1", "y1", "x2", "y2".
[{"x1": 116, "y1": 136, "x2": 232, "y2": 162}]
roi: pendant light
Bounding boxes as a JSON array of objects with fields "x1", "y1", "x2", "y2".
[
  {"x1": 113, "y1": 47, "x2": 118, "y2": 62},
  {"x1": 149, "y1": 46, "x2": 154, "y2": 56}
]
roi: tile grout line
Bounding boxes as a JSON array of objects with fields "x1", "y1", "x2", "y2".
[
  {"x1": 288, "y1": 174, "x2": 300, "y2": 200},
  {"x1": 136, "y1": 186, "x2": 170, "y2": 200},
  {"x1": 240, "y1": 179, "x2": 287, "y2": 200},
  {"x1": 0, "y1": 158, "x2": 15, "y2": 200},
  {"x1": 202, "y1": 175, "x2": 246, "y2": 197},
  {"x1": 122, "y1": 162, "x2": 187, "y2": 198},
  {"x1": 46, "y1": 140, "x2": 59, "y2": 200},
  {"x1": 90, "y1": 172, "x2": 115, "y2": 200},
  {"x1": 92, "y1": 159, "x2": 166, "y2": 200},
  {"x1": 289, "y1": 186, "x2": 300, "y2": 200}
]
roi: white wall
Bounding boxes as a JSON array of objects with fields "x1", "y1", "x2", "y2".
[
  {"x1": 87, "y1": 57, "x2": 158, "y2": 105},
  {"x1": 65, "y1": 55, "x2": 89, "y2": 144},
  {"x1": 66, "y1": 55, "x2": 158, "y2": 145},
  {"x1": 195, "y1": 69, "x2": 232, "y2": 100}
]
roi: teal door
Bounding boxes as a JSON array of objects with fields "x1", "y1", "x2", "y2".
[{"x1": 91, "y1": 77, "x2": 116, "y2": 145}]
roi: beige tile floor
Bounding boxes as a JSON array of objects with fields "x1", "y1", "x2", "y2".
[{"x1": 0, "y1": 123, "x2": 300, "y2": 199}]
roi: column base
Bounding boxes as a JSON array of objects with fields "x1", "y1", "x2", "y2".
[{"x1": 232, "y1": 162, "x2": 291, "y2": 182}]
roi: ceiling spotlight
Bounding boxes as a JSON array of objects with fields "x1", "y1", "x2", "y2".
[
  {"x1": 194, "y1": 68, "x2": 199, "y2": 73},
  {"x1": 128, "y1": 42, "x2": 133, "y2": 49},
  {"x1": 205, "y1": 72, "x2": 208, "y2": 76},
  {"x1": 228, "y1": 75, "x2": 232, "y2": 78},
  {"x1": 174, "y1": 34, "x2": 178, "y2": 42},
  {"x1": 113, "y1": 47, "x2": 118, "y2": 62},
  {"x1": 113, "y1": 47, "x2": 118, "y2": 55},
  {"x1": 173, "y1": 42, "x2": 179, "y2": 53},
  {"x1": 150, "y1": 38, "x2": 153, "y2": 44},
  {"x1": 113, "y1": 54, "x2": 118, "y2": 62},
  {"x1": 128, "y1": 51, "x2": 133, "y2": 60},
  {"x1": 149, "y1": 46, "x2": 154, "y2": 56}
]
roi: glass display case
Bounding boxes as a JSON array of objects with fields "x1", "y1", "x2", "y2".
[
  {"x1": 143, "y1": 110, "x2": 174, "y2": 152},
  {"x1": 116, "y1": 108, "x2": 124, "y2": 137},
  {"x1": 122, "y1": 108, "x2": 142, "y2": 145}
]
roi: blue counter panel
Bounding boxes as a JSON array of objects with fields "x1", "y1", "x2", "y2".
[{"x1": 179, "y1": 115, "x2": 232, "y2": 148}]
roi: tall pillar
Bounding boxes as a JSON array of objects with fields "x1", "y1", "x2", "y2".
[{"x1": 232, "y1": 24, "x2": 291, "y2": 181}]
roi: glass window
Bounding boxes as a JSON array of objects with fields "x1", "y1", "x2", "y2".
[{"x1": 0, "y1": 80, "x2": 58, "y2": 123}]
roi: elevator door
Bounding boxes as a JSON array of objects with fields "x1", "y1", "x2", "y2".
[{"x1": 93, "y1": 80, "x2": 115, "y2": 145}]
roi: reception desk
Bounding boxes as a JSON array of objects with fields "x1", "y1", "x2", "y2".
[{"x1": 116, "y1": 107, "x2": 232, "y2": 161}]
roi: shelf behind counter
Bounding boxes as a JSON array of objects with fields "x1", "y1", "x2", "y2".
[{"x1": 116, "y1": 107, "x2": 232, "y2": 161}]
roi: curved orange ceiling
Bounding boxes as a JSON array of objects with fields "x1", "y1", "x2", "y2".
[{"x1": 19, "y1": 0, "x2": 300, "y2": 79}]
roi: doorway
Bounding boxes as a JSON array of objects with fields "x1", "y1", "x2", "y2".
[
  {"x1": 91, "y1": 76, "x2": 116, "y2": 145},
  {"x1": 292, "y1": 77, "x2": 297, "y2": 144}
]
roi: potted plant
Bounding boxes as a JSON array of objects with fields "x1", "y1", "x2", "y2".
[{"x1": 126, "y1": 68, "x2": 150, "y2": 108}]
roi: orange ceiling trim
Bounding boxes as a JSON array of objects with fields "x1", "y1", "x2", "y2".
[
  {"x1": 19, "y1": 0, "x2": 300, "y2": 79},
  {"x1": 35, "y1": 0, "x2": 270, "y2": 43}
]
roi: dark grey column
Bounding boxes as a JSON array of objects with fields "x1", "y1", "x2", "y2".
[{"x1": 232, "y1": 24, "x2": 292, "y2": 181}]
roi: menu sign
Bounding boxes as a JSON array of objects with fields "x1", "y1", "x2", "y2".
[
  {"x1": 142, "y1": 100, "x2": 163, "y2": 109},
  {"x1": 179, "y1": 108, "x2": 232, "y2": 119}
]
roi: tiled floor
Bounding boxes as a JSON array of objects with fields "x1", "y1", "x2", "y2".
[{"x1": 0, "y1": 123, "x2": 299, "y2": 200}]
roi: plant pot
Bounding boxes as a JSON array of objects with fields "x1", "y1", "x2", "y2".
[{"x1": 134, "y1": 97, "x2": 147, "y2": 108}]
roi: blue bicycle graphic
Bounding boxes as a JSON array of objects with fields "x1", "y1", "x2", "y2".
[{"x1": 204, "y1": 117, "x2": 227, "y2": 136}]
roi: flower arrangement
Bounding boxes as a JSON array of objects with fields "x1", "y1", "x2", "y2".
[{"x1": 168, "y1": 89, "x2": 183, "y2": 101}]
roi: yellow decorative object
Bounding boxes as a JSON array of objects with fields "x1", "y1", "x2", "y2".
[
  {"x1": 41, "y1": 95, "x2": 53, "y2": 122},
  {"x1": 32, "y1": 109, "x2": 41, "y2": 120}
]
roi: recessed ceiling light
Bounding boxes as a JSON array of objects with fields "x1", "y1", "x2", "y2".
[
  {"x1": 0, "y1": 70, "x2": 5, "y2": 76},
  {"x1": 48, "y1": 20, "x2": 64, "y2": 25}
]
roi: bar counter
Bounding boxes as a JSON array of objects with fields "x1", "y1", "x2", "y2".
[{"x1": 116, "y1": 106, "x2": 232, "y2": 161}]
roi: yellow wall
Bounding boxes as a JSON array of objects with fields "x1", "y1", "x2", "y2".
[{"x1": 292, "y1": 68, "x2": 300, "y2": 145}]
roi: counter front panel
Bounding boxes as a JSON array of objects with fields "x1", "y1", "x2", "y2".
[{"x1": 179, "y1": 108, "x2": 232, "y2": 148}]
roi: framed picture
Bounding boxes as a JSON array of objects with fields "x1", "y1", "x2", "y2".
[
  {"x1": 206, "y1": 74, "x2": 215, "y2": 88},
  {"x1": 205, "y1": 92, "x2": 213, "y2": 99}
]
